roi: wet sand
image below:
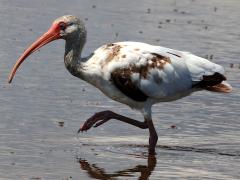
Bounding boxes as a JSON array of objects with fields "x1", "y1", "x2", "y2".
[{"x1": 0, "y1": 0, "x2": 240, "y2": 179}]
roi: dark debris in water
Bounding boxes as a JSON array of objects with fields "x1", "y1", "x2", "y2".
[
  {"x1": 62, "y1": 177, "x2": 72, "y2": 180},
  {"x1": 229, "y1": 63, "x2": 240, "y2": 69},
  {"x1": 166, "y1": 19, "x2": 171, "y2": 23},
  {"x1": 209, "y1": 54, "x2": 213, "y2": 60},
  {"x1": 204, "y1": 54, "x2": 214, "y2": 60},
  {"x1": 58, "y1": 121, "x2": 65, "y2": 127},
  {"x1": 146, "y1": 8, "x2": 151, "y2": 14},
  {"x1": 170, "y1": 125, "x2": 177, "y2": 129}
]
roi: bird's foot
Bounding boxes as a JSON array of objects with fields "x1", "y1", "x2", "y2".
[{"x1": 78, "y1": 110, "x2": 116, "y2": 133}]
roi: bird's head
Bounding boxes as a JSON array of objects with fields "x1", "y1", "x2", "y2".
[
  {"x1": 54, "y1": 15, "x2": 86, "y2": 40},
  {"x1": 8, "y1": 15, "x2": 86, "y2": 83}
]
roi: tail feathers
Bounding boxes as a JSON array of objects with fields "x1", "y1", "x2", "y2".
[
  {"x1": 193, "y1": 72, "x2": 232, "y2": 93},
  {"x1": 205, "y1": 81, "x2": 232, "y2": 93}
]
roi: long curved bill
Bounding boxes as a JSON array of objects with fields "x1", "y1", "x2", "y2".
[{"x1": 8, "y1": 23, "x2": 61, "y2": 83}]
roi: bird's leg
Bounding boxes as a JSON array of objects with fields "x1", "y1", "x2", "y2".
[
  {"x1": 78, "y1": 110, "x2": 148, "y2": 132},
  {"x1": 146, "y1": 118, "x2": 158, "y2": 155}
]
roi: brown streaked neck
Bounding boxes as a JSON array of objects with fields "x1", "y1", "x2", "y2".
[{"x1": 64, "y1": 30, "x2": 87, "y2": 79}]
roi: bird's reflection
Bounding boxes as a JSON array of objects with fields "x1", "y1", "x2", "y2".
[{"x1": 78, "y1": 155, "x2": 157, "y2": 180}]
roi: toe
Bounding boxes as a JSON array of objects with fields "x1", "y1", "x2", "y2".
[{"x1": 78, "y1": 123, "x2": 88, "y2": 133}]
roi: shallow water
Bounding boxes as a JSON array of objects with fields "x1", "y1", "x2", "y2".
[{"x1": 0, "y1": 0, "x2": 240, "y2": 179}]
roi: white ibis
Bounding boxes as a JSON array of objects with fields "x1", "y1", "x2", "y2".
[{"x1": 8, "y1": 15, "x2": 232, "y2": 155}]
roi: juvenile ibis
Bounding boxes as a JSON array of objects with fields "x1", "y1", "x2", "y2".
[{"x1": 8, "y1": 15, "x2": 232, "y2": 155}]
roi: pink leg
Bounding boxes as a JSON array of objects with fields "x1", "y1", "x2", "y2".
[{"x1": 78, "y1": 110, "x2": 148, "y2": 133}]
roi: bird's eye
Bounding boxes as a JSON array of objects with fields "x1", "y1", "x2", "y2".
[{"x1": 59, "y1": 22, "x2": 66, "y2": 30}]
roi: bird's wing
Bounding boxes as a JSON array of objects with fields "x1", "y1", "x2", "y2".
[{"x1": 93, "y1": 42, "x2": 225, "y2": 101}]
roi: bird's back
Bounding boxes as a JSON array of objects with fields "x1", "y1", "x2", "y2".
[{"x1": 84, "y1": 42, "x2": 231, "y2": 106}]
